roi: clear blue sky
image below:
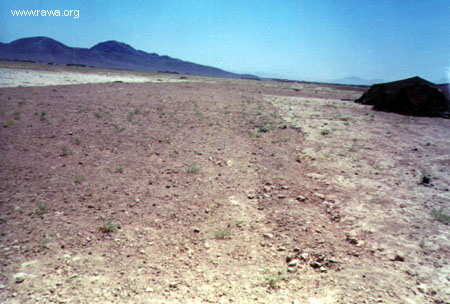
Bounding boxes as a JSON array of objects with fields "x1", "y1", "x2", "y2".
[{"x1": 1, "y1": 0, "x2": 449, "y2": 83}]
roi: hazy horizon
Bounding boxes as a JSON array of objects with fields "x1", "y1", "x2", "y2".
[{"x1": 1, "y1": 0, "x2": 449, "y2": 83}]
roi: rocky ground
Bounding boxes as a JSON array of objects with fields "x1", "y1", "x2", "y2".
[{"x1": 0, "y1": 65, "x2": 449, "y2": 303}]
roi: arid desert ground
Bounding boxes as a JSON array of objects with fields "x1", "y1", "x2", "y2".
[{"x1": 0, "y1": 63, "x2": 449, "y2": 304}]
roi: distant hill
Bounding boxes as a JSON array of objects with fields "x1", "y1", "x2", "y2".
[
  {"x1": 0, "y1": 36, "x2": 259, "y2": 79},
  {"x1": 330, "y1": 76, "x2": 384, "y2": 86}
]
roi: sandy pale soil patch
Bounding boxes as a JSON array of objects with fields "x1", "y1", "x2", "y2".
[
  {"x1": 268, "y1": 92, "x2": 450, "y2": 303},
  {"x1": 0, "y1": 66, "x2": 191, "y2": 88},
  {"x1": 0, "y1": 68, "x2": 449, "y2": 303}
]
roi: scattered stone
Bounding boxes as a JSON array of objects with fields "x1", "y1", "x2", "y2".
[
  {"x1": 169, "y1": 282, "x2": 178, "y2": 288},
  {"x1": 293, "y1": 247, "x2": 301, "y2": 252},
  {"x1": 263, "y1": 186, "x2": 271, "y2": 192},
  {"x1": 287, "y1": 267, "x2": 296, "y2": 273},
  {"x1": 314, "y1": 193, "x2": 325, "y2": 199},
  {"x1": 310, "y1": 261, "x2": 321, "y2": 269},
  {"x1": 193, "y1": 228, "x2": 200, "y2": 233},
  {"x1": 278, "y1": 194, "x2": 286, "y2": 199},
  {"x1": 288, "y1": 259, "x2": 299, "y2": 267},
  {"x1": 346, "y1": 235, "x2": 358, "y2": 245},
  {"x1": 247, "y1": 194, "x2": 255, "y2": 199},
  {"x1": 293, "y1": 300, "x2": 300, "y2": 304},
  {"x1": 263, "y1": 233, "x2": 274, "y2": 239},
  {"x1": 296, "y1": 195, "x2": 307, "y2": 202},
  {"x1": 13, "y1": 272, "x2": 28, "y2": 283},
  {"x1": 277, "y1": 246, "x2": 286, "y2": 251},
  {"x1": 319, "y1": 266, "x2": 327, "y2": 272},
  {"x1": 228, "y1": 196, "x2": 240, "y2": 206},
  {"x1": 301, "y1": 253, "x2": 309, "y2": 261},
  {"x1": 281, "y1": 185, "x2": 289, "y2": 190},
  {"x1": 392, "y1": 252, "x2": 405, "y2": 262},
  {"x1": 417, "y1": 284, "x2": 427, "y2": 294},
  {"x1": 21, "y1": 260, "x2": 37, "y2": 268},
  {"x1": 146, "y1": 287, "x2": 153, "y2": 292}
]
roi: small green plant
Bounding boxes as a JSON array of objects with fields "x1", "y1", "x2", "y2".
[
  {"x1": 134, "y1": 108, "x2": 142, "y2": 115},
  {"x1": 159, "y1": 135, "x2": 171, "y2": 143},
  {"x1": 7, "y1": 120, "x2": 15, "y2": 126},
  {"x1": 115, "y1": 167, "x2": 124, "y2": 173},
  {"x1": 186, "y1": 164, "x2": 201, "y2": 174},
  {"x1": 114, "y1": 124, "x2": 125, "y2": 132},
  {"x1": 93, "y1": 112, "x2": 102, "y2": 119},
  {"x1": 127, "y1": 112, "x2": 135, "y2": 122},
  {"x1": 430, "y1": 207, "x2": 450, "y2": 224},
  {"x1": 248, "y1": 131, "x2": 262, "y2": 138},
  {"x1": 214, "y1": 229, "x2": 232, "y2": 240},
  {"x1": 349, "y1": 145, "x2": 358, "y2": 152},
  {"x1": 261, "y1": 268, "x2": 287, "y2": 289},
  {"x1": 258, "y1": 126, "x2": 269, "y2": 133},
  {"x1": 100, "y1": 221, "x2": 117, "y2": 233},
  {"x1": 34, "y1": 201, "x2": 48, "y2": 215},
  {"x1": 40, "y1": 112, "x2": 50, "y2": 124},
  {"x1": 60, "y1": 145, "x2": 72, "y2": 156},
  {"x1": 340, "y1": 116, "x2": 350, "y2": 121},
  {"x1": 320, "y1": 129, "x2": 330, "y2": 136},
  {"x1": 72, "y1": 137, "x2": 81, "y2": 145},
  {"x1": 74, "y1": 175, "x2": 84, "y2": 184}
]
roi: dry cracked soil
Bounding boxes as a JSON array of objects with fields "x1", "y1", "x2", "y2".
[{"x1": 0, "y1": 65, "x2": 449, "y2": 304}]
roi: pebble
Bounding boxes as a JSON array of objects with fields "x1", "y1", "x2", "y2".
[
  {"x1": 310, "y1": 261, "x2": 321, "y2": 269},
  {"x1": 247, "y1": 194, "x2": 255, "y2": 199},
  {"x1": 193, "y1": 228, "x2": 200, "y2": 233},
  {"x1": 21, "y1": 260, "x2": 37, "y2": 268},
  {"x1": 13, "y1": 272, "x2": 28, "y2": 283},
  {"x1": 319, "y1": 266, "x2": 327, "y2": 272},
  {"x1": 288, "y1": 259, "x2": 299, "y2": 267},
  {"x1": 169, "y1": 282, "x2": 178, "y2": 288},
  {"x1": 263, "y1": 233, "x2": 274, "y2": 239},
  {"x1": 392, "y1": 252, "x2": 405, "y2": 262},
  {"x1": 301, "y1": 253, "x2": 309, "y2": 261},
  {"x1": 346, "y1": 236, "x2": 358, "y2": 245},
  {"x1": 146, "y1": 287, "x2": 153, "y2": 292},
  {"x1": 296, "y1": 196, "x2": 307, "y2": 201},
  {"x1": 314, "y1": 193, "x2": 325, "y2": 199},
  {"x1": 287, "y1": 267, "x2": 296, "y2": 273}
]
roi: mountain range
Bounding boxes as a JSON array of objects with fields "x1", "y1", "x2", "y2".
[{"x1": 0, "y1": 37, "x2": 258, "y2": 79}]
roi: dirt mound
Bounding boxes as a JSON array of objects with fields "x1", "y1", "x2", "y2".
[{"x1": 356, "y1": 76, "x2": 450, "y2": 118}]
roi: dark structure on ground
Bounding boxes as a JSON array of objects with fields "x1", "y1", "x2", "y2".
[{"x1": 356, "y1": 77, "x2": 450, "y2": 118}]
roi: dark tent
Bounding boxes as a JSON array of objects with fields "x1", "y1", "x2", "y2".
[{"x1": 356, "y1": 76, "x2": 450, "y2": 118}]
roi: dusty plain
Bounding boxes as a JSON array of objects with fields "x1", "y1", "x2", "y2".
[{"x1": 0, "y1": 63, "x2": 449, "y2": 303}]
